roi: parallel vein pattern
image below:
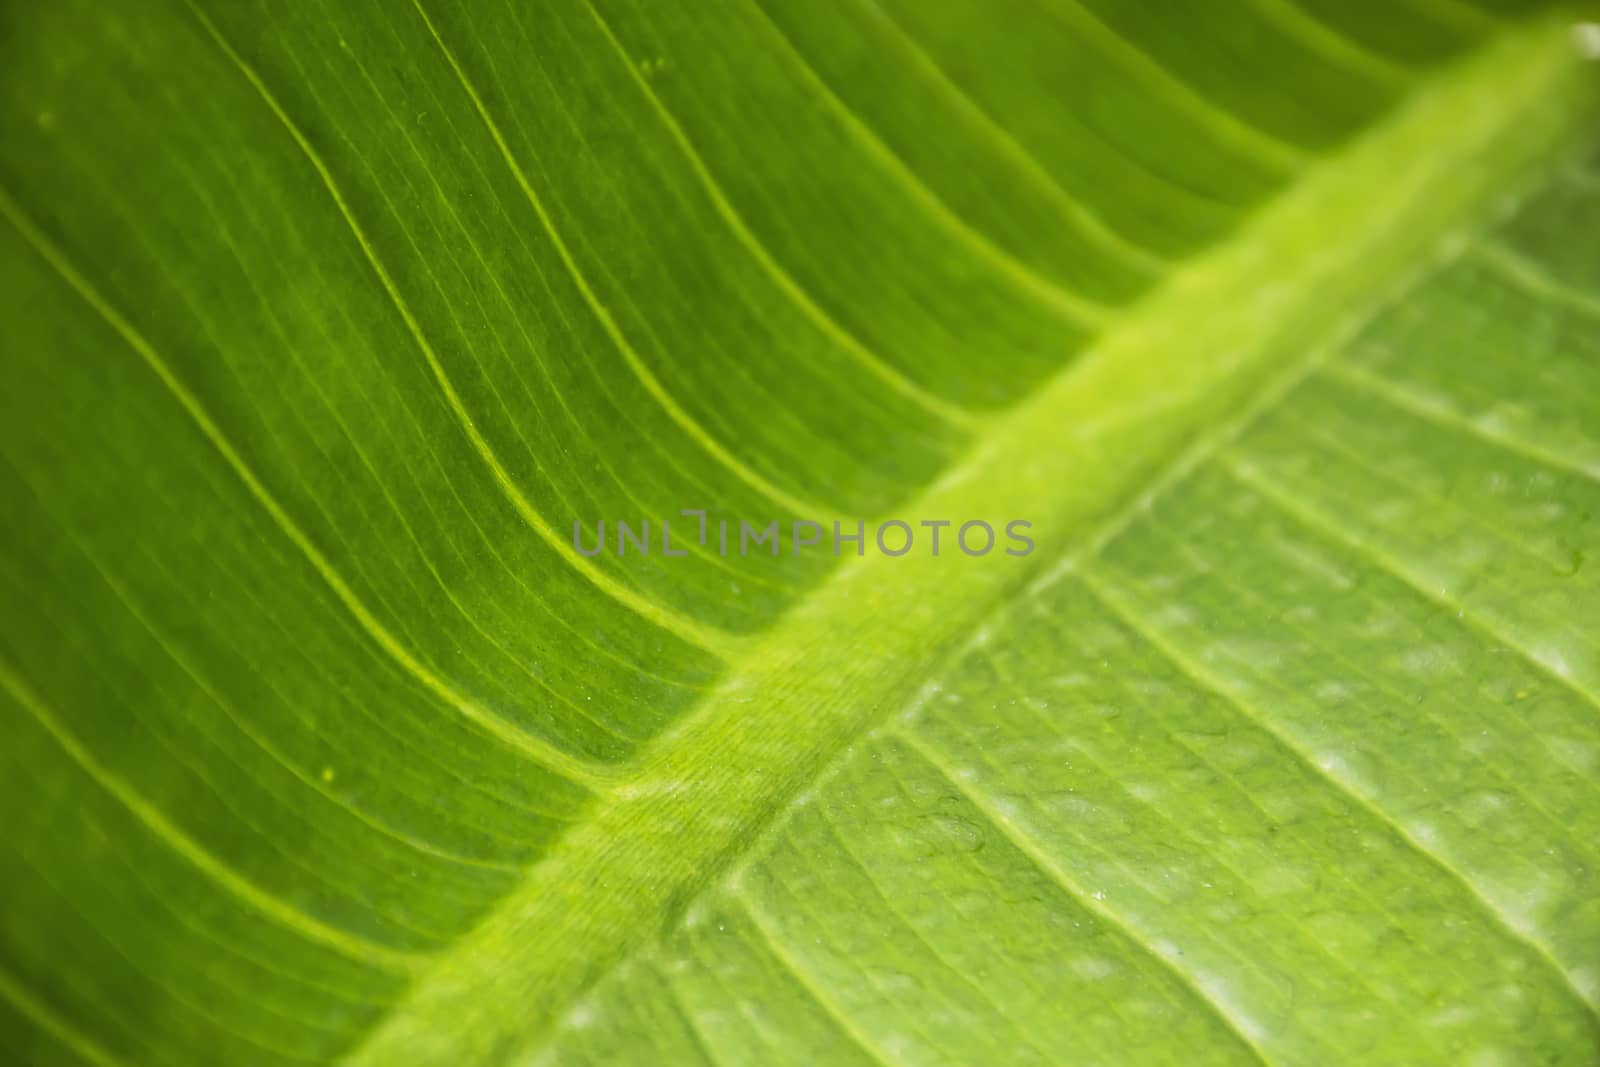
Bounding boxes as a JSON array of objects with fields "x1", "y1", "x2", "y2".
[
  {"x1": 0, "y1": 1, "x2": 1596, "y2": 1065},
  {"x1": 534, "y1": 115, "x2": 1600, "y2": 1067}
]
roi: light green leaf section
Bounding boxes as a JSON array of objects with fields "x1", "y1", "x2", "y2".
[{"x1": 0, "y1": 1, "x2": 1597, "y2": 1065}]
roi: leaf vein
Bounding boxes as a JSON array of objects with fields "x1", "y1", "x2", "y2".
[
  {"x1": 0, "y1": 182, "x2": 617, "y2": 791},
  {"x1": 1076, "y1": 562, "x2": 1600, "y2": 1020}
]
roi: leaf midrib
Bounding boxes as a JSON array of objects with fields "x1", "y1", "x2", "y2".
[{"x1": 348, "y1": 18, "x2": 1599, "y2": 1066}]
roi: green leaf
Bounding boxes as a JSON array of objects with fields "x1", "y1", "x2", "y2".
[{"x1": 2, "y1": 1, "x2": 1598, "y2": 1064}]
